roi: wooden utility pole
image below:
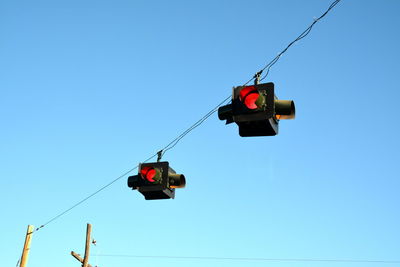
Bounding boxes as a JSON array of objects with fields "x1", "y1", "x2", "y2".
[
  {"x1": 20, "y1": 225, "x2": 34, "y2": 267},
  {"x1": 83, "y1": 223, "x2": 91, "y2": 267},
  {"x1": 71, "y1": 223, "x2": 93, "y2": 267}
]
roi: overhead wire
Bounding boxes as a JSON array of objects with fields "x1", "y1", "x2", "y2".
[
  {"x1": 258, "y1": 0, "x2": 341, "y2": 82},
  {"x1": 161, "y1": 94, "x2": 232, "y2": 158},
  {"x1": 33, "y1": 0, "x2": 342, "y2": 232},
  {"x1": 92, "y1": 254, "x2": 400, "y2": 264},
  {"x1": 33, "y1": 153, "x2": 158, "y2": 232},
  {"x1": 33, "y1": 94, "x2": 232, "y2": 232}
]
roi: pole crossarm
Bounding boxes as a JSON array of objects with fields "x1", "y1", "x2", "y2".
[
  {"x1": 71, "y1": 223, "x2": 93, "y2": 267},
  {"x1": 71, "y1": 251, "x2": 93, "y2": 267}
]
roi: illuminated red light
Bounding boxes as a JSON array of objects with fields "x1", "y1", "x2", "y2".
[
  {"x1": 239, "y1": 86, "x2": 260, "y2": 110},
  {"x1": 140, "y1": 166, "x2": 156, "y2": 182}
]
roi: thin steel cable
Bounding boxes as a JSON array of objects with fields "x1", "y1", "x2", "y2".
[
  {"x1": 158, "y1": 41, "x2": 258, "y2": 159},
  {"x1": 34, "y1": 153, "x2": 158, "y2": 232},
  {"x1": 156, "y1": 0, "x2": 342, "y2": 157},
  {"x1": 161, "y1": 95, "x2": 231, "y2": 157},
  {"x1": 93, "y1": 254, "x2": 400, "y2": 264},
  {"x1": 33, "y1": 0, "x2": 342, "y2": 233},
  {"x1": 258, "y1": 0, "x2": 342, "y2": 82},
  {"x1": 34, "y1": 95, "x2": 232, "y2": 232}
]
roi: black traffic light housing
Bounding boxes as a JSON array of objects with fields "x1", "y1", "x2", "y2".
[
  {"x1": 218, "y1": 82, "x2": 295, "y2": 137},
  {"x1": 127, "y1": 161, "x2": 186, "y2": 200}
]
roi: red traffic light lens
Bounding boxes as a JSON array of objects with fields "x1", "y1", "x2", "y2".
[
  {"x1": 239, "y1": 86, "x2": 260, "y2": 110},
  {"x1": 140, "y1": 166, "x2": 157, "y2": 182}
]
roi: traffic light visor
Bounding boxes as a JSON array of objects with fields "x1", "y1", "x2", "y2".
[
  {"x1": 239, "y1": 86, "x2": 265, "y2": 110},
  {"x1": 275, "y1": 100, "x2": 295, "y2": 120},
  {"x1": 169, "y1": 173, "x2": 186, "y2": 189}
]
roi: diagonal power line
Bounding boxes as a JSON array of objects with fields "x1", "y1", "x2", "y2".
[
  {"x1": 34, "y1": 0, "x2": 342, "y2": 232},
  {"x1": 259, "y1": 0, "x2": 342, "y2": 82}
]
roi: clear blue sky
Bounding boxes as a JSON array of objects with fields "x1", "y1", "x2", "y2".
[{"x1": 1, "y1": 1, "x2": 399, "y2": 267}]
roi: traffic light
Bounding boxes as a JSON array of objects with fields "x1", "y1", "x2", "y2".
[
  {"x1": 218, "y1": 82, "x2": 295, "y2": 137},
  {"x1": 127, "y1": 161, "x2": 186, "y2": 200}
]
